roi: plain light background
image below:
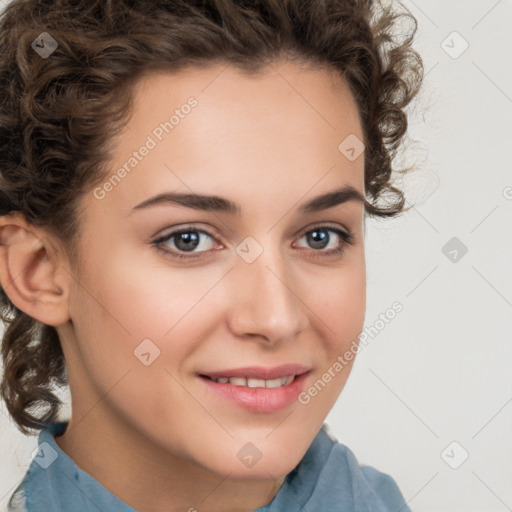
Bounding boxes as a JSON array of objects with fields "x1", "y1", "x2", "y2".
[{"x1": 0, "y1": 1, "x2": 511, "y2": 511}]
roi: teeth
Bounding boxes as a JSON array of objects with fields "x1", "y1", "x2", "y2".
[
  {"x1": 266, "y1": 377, "x2": 285, "y2": 388},
  {"x1": 211, "y1": 375, "x2": 296, "y2": 388},
  {"x1": 229, "y1": 377, "x2": 247, "y2": 386},
  {"x1": 247, "y1": 378, "x2": 266, "y2": 388}
]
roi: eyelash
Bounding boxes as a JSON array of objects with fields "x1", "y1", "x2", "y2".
[{"x1": 151, "y1": 223, "x2": 355, "y2": 262}]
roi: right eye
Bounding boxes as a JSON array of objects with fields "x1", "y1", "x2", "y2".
[{"x1": 151, "y1": 225, "x2": 221, "y2": 260}]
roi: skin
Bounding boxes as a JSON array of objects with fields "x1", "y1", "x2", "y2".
[{"x1": 0, "y1": 60, "x2": 366, "y2": 512}]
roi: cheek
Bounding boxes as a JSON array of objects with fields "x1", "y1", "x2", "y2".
[
  {"x1": 315, "y1": 255, "x2": 366, "y2": 346},
  {"x1": 297, "y1": 265, "x2": 366, "y2": 418},
  {"x1": 68, "y1": 251, "x2": 223, "y2": 382},
  {"x1": 302, "y1": 255, "x2": 366, "y2": 406},
  {"x1": 66, "y1": 256, "x2": 220, "y2": 437}
]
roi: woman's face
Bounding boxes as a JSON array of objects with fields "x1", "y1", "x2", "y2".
[{"x1": 61, "y1": 60, "x2": 366, "y2": 479}]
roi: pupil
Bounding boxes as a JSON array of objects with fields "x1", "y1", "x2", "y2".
[
  {"x1": 308, "y1": 230, "x2": 328, "y2": 249},
  {"x1": 176, "y1": 232, "x2": 199, "y2": 251}
]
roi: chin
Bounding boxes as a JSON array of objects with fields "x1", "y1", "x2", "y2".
[{"x1": 200, "y1": 439, "x2": 308, "y2": 481}]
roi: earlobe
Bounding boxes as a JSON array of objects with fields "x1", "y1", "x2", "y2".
[{"x1": 0, "y1": 213, "x2": 70, "y2": 327}]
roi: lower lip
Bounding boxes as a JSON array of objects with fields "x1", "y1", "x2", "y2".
[{"x1": 198, "y1": 372, "x2": 311, "y2": 413}]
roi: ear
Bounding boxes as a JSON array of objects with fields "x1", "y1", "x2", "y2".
[{"x1": 0, "y1": 212, "x2": 71, "y2": 327}]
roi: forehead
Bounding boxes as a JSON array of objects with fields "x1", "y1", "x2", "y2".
[
  {"x1": 93, "y1": 60, "x2": 365, "y2": 218},
  {"x1": 129, "y1": 60, "x2": 362, "y2": 135}
]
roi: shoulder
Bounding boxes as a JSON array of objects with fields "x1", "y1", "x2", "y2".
[
  {"x1": 7, "y1": 422, "x2": 139, "y2": 512},
  {"x1": 319, "y1": 424, "x2": 411, "y2": 512},
  {"x1": 6, "y1": 423, "x2": 66, "y2": 512}
]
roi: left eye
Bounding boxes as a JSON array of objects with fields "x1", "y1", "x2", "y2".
[
  {"x1": 151, "y1": 225, "x2": 354, "y2": 260},
  {"x1": 295, "y1": 227, "x2": 347, "y2": 251}
]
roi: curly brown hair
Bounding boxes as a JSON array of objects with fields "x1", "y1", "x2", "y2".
[{"x1": 0, "y1": 0, "x2": 423, "y2": 434}]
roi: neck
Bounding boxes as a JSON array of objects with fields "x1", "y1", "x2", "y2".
[{"x1": 55, "y1": 404, "x2": 285, "y2": 512}]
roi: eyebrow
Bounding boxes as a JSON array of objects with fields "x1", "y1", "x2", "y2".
[{"x1": 131, "y1": 184, "x2": 365, "y2": 216}]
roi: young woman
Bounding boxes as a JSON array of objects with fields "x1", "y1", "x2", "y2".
[{"x1": 0, "y1": 0, "x2": 423, "y2": 510}]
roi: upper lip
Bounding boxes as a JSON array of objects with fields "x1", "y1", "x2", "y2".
[{"x1": 199, "y1": 364, "x2": 311, "y2": 380}]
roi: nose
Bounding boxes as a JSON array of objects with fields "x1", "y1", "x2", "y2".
[{"x1": 226, "y1": 240, "x2": 308, "y2": 346}]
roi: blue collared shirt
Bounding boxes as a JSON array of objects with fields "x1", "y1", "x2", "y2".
[{"x1": 8, "y1": 422, "x2": 411, "y2": 511}]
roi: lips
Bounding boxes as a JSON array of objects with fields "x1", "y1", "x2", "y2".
[
  {"x1": 202, "y1": 375, "x2": 295, "y2": 388},
  {"x1": 198, "y1": 367, "x2": 312, "y2": 413},
  {"x1": 198, "y1": 363, "x2": 311, "y2": 381}
]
